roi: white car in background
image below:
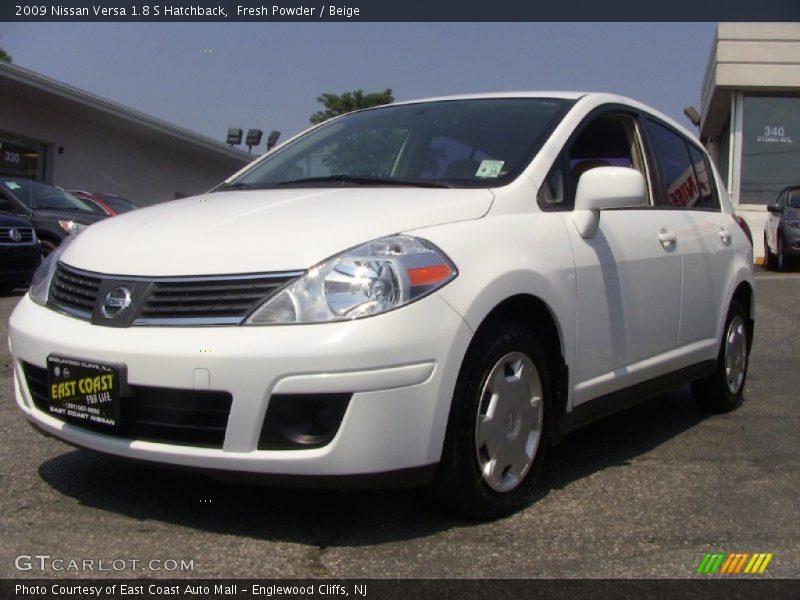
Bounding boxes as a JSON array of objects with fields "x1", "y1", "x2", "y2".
[{"x1": 9, "y1": 93, "x2": 755, "y2": 518}]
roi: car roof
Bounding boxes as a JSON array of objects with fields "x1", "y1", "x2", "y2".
[
  {"x1": 393, "y1": 91, "x2": 587, "y2": 103},
  {"x1": 360, "y1": 92, "x2": 699, "y2": 146}
]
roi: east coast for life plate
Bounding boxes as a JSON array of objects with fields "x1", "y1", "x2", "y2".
[{"x1": 46, "y1": 355, "x2": 120, "y2": 428}]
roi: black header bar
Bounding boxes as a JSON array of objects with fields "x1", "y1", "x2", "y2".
[{"x1": 3, "y1": 0, "x2": 800, "y2": 22}]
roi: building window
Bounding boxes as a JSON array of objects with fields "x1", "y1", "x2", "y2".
[
  {"x1": 0, "y1": 134, "x2": 46, "y2": 181},
  {"x1": 741, "y1": 96, "x2": 800, "y2": 205}
]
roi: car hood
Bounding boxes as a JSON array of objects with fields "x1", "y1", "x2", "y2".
[
  {"x1": 61, "y1": 188, "x2": 494, "y2": 276},
  {"x1": 0, "y1": 212, "x2": 34, "y2": 227}
]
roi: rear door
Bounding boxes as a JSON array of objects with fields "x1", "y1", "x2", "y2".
[{"x1": 642, "y1": 118, "x2": 732, "y2": 355}]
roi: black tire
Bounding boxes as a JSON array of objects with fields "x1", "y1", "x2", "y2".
[
  {"x1": 764, "y1": 235, "x2": 777, "y2": 269},
  {"x1": 434, "y1": 320, "x2": 551, "y2": 519},
  {"x1": 691, "y1": 301, "x2": 749, "y2": 413},
  {"x1": 776, "y1": 236, "x2": 787, "y2": 272}
]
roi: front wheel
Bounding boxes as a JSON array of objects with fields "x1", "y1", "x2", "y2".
[
  {"x1": 691, "y1": 301, "x2": 749, "y2": 412},
  {"x1": 777, "y1": 237, "x2": 787, "y2": 272},
  {"x1": 434, "y1": 320, "x2": 551, "y2": 519}
]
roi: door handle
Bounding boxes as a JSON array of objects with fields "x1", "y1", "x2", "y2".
[
  {"x1": 658, "y1": 229, "x2": 677, "y2": 247},
  {"x1": 719, "y1": 227, "x2": 732, "y2": 244}
]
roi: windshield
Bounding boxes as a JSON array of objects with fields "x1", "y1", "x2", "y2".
[
  {"x1": 1, "y1": 178, "x2": 99, "y2": 212},
  {"x1": 224, "y1": 98, "x2": 571, "y2": 190},
  {"x1": 789, "y1": 190, "x2": 800, "y2": 209}
]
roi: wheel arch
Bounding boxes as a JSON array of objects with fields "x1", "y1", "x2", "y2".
[{"x1": 461, "y1": 293, "x2": 570, "y2": 445}]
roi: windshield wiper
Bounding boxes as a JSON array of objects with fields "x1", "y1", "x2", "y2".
[{"x1": 275, "y1": 175, "x2": 452, "y2": 188}]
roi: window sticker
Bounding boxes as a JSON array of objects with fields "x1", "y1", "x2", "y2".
[
  {"x1": 475, "y1": 160, "x2": 504, "y2": 178},
  {"x1": 4, "y1": 181, "x2": 21, "y2": 190}
]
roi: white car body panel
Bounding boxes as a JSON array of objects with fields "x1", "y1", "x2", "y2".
[
  {"x1": 62, "y1": 188, "x2": 493, "y2": 276},
  {"x1": 566, "y1": 209, "x2": 683, "y2": 405},
  {"x1": 8, "y1": 92, "x2": 756, "y2": 481}
]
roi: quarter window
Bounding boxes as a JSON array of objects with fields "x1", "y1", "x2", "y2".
[{"x1": 645, "y1": 119, "x2": 719, "y2": 210}]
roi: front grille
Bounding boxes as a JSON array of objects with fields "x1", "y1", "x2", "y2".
[
  {"x1": 137, "y1": 276, "x2": 292, "y2": 324},
  {"x1": 22, "y1": 362, "x2": 233, "y2": 448},
  {"x1": 47, "y1": 262, "x2": 300, "y2": 326},
  {"x1": 50, "y1": 263, "x2": 101, "y2": 318},
  {"x1": 0, "y1": 227, "x2": 35, "y2": 243}
]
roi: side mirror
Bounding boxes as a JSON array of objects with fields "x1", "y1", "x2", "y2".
[
  {"x1": 767, "y1": 204, "x2": 783, "y2": 214},
  {"x1": 572, "y1": 167, "x2": 646, "y2": 238}
]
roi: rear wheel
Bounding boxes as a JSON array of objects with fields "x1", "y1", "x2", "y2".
[
  {"x1": 434, "y1": 320, "x2": 550, "y2": 519},
  {"x1": 691, "y1": 301, "x2": 749, "y2": 413}
]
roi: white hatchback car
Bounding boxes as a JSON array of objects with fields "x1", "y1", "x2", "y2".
[{"x1": 10, "y1": 93, "x2": 755, "y2": 518}]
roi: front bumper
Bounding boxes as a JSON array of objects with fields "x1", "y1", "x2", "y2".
[{"x1": 10, "y1": 293, "x2": 472, "y2": 479}]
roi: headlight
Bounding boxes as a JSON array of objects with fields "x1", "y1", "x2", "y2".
[
  {"x1": 58, "y1": 220, "x2": 86, "y2": 235},
  {"x1": 786, "y1": 219, "x2": 800, "y2": 230},
  {"x1": 245, "y1": 235, "x2": 457, "y2": 325},
  {"x1": 29, "y1": 236, "x2": 75, "y2": 307}
]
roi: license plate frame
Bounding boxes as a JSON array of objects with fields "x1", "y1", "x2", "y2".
[{"x1": 46, "y1": 355, "x2": 122, "y2": 429}]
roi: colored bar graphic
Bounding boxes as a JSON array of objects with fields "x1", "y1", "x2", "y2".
[
  {"x1": 719, "y1": 554, "x2": 736, "y2": 574},
  {"x1": 698, "y1": 552, "x2": 773, "y2": 574},
  {"x1": 745, "y1": 554, "x2": 762, "y2": 573},
  {"x1": 696, "y1": 554, "x2": 711, "y2": 574},
  {"x1": 759, "y1": 554, "x2": 774, "y2": 573},
  {"x1": 734, "y1": 553, "x2": 749, "y2": 573}
]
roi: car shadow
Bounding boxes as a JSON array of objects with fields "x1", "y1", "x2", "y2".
[
  {"x1": 38, "y1": 385, "x2": 709, "y2": 546},
  {"x1": 540, "y1": 386, "x2": 706, "y2": 492}
]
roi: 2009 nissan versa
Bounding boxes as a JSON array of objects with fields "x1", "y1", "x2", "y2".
[{"x1": 9, "y1": 93, "x2": 755, "y2": 518}]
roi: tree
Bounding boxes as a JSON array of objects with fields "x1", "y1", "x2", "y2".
[
  {"x1": 309, "y1": 88, "x2": 393, "y2": 124},
  {"x1": 0, "y1": 47, "x2": 11, "y2": 63}
]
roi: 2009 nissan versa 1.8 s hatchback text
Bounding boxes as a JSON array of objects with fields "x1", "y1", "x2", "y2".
[{"x1": 9, "y1": 93, "x2": 755, "y2": 518}]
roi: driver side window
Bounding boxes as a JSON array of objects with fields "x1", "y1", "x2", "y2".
[{"x1": 538, "y1": 112, "x2": 651, "y2": 210}]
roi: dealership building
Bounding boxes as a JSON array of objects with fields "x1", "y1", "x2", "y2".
[
  {"x1": 701, "y1": 22, "x2": 800, "y2": 261},
  {"x1": 0, "y1": 61, "x2": 250, "y2": 206}
]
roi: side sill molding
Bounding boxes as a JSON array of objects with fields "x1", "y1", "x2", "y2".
[{"x1": 563, "y1": 360, "x2": 716, "y2": 434}]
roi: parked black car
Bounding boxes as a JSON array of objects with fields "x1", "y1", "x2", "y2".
[
  {"x1": 0, "y1": 212, "x2": 41, "y2": 293},
  {"x1": 765, "y1": 185, "x2": 800, "y2": 271},
  {"x1": 0, "y1": 178, "x2": 107, "y2": 256}
]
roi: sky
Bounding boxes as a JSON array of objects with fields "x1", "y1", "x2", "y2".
[{"x1": 0, "y1": 22, "x2": 717, "y2": 147}]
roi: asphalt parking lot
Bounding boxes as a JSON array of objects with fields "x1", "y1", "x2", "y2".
[{"x1": 1, "y1": 269, "x2": 799, "y2": 580}]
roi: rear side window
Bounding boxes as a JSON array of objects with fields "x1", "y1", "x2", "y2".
[{"x1": 645, "y1": 119, "x2": 719, "y2": 210}]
